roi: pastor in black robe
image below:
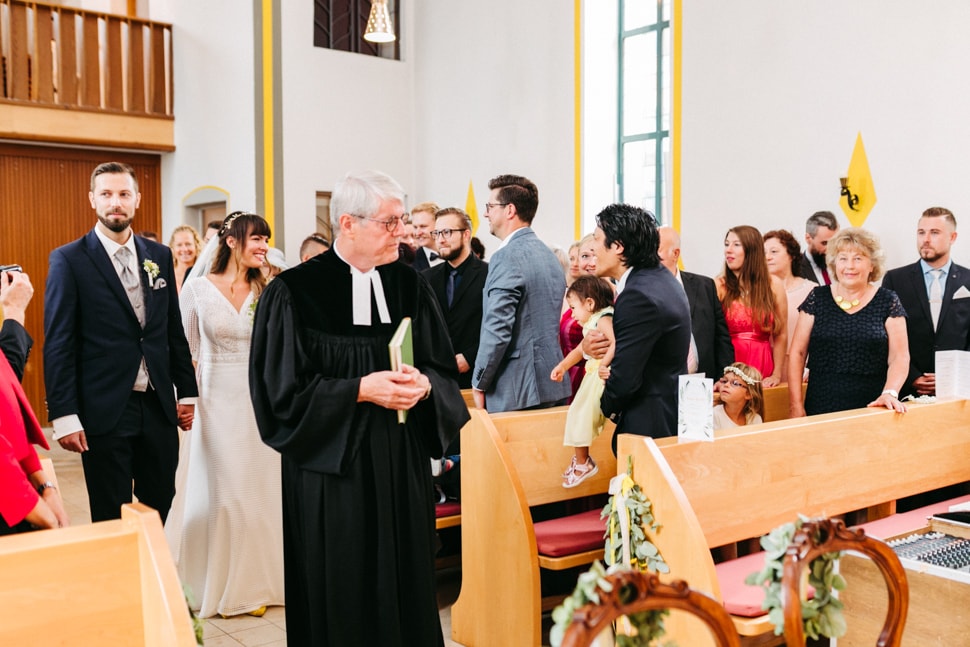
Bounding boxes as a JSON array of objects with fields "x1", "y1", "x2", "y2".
[{"x1": 249, "y1": 249, "x2": 469, "y2": 646}]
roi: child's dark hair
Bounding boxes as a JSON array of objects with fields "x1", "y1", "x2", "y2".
[{"x1": 566, "y1": 275, "x2": 614, "y2": 312}]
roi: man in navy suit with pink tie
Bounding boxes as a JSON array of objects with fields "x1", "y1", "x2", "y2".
[{"x1": 44, "y1": 162, "x2": 197, "y2": 522}]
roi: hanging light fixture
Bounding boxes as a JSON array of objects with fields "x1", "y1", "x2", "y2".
[{"x1": 363, "y1": 0, "x2": 396, "y2": 43}]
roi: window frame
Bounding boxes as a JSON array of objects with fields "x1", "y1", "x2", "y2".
[{"x1": 617, "y1": 0, "x2": 670, "y2": 220}]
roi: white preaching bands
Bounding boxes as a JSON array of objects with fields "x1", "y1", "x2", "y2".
[{"x1": 333, "y1": 244, "x2": 391, "y2": 326}]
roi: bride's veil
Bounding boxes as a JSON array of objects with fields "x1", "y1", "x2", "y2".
[{"x1": 186, "y1": 233, "x2": 220, "y2": 283}]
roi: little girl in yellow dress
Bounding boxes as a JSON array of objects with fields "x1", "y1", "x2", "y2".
[{"x1": 550, "y1": 275, "x2": 615, "y2": 488}]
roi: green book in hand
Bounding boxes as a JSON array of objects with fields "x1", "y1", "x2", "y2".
[{"x1": 388, "y1": 317, "x2": 413, "y2": 423}]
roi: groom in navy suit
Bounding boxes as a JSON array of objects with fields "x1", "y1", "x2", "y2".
[{"x1": 44, "y1": 162, "x2": 197, "y2": 522}]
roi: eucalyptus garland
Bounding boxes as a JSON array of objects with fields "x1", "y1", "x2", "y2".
[
  {"x1": 550, "y1": 458, "x2": 671, "y2": 647},
  {"x1": 602, "y1": 462, "x2": 669, "y2": 574},
  {"x1": 549, "y1": 561, "x2": 671, "y2": 647},
  {"x1": 744, "y1": 517, "x2": 848, "y2": 640}
]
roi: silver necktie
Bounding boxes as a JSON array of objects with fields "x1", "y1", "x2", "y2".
[
  {"x1": 929, "y1": 268, "x2": 944, "y2": 331},
  {"x1": 115, "y1": 246, "x2": 145, "y2": 328}
]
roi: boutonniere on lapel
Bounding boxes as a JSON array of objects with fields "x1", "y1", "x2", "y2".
[{"x1": 143, "y1": 259, "x2": 166, "y2": 289}]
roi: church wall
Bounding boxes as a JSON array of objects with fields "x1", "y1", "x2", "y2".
[
  {"x1": 152, "y1": 0, "x2": 258, "y2": 243},
  {"x1": 412, "y1": 1, "x2": 577, "y2": 255},
  {"x1": 678, "y1": 0, "x2": 970, "y2": 278},
  {"x1": 276, "y1": 1, "x2": 417, "y2": 262}
]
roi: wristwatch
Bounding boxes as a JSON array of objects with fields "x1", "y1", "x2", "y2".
[{"x1": 37, "y1": 481, "x2": 57, "y2": 495}]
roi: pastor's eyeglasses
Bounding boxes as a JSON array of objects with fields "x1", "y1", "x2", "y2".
[{"x1": 355, "y1": 214, "x2": 407, "y2": 232}]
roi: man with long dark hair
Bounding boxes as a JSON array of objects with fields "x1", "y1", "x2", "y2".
[{"x1": 589, "y1": 203, "x2": 691, "y2": 444}]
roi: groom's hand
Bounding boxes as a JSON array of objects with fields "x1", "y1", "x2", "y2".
[{"x1": 58, "y1": 430, "x2": 88, "y2": 453}]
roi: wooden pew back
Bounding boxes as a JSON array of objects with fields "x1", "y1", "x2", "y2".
[
  {"x1": 0, "y1": 503, "x2": 197, "y2": 646},
  {"x1": 761, "y1": 382, "x2": 805, "y2": 422},
  {"x1": 619, "y1": 399, "x2": 970, "y2": 646},
  {"x1": 451, "y1": 407, "x2": 616, "y2": 647},
  {"x1": 487, "y1": 407, "x2": 617, "y2": 506}
]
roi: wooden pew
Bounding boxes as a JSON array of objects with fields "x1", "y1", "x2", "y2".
[
  {"x1": 618, "y1": 399, "x2": 970, "y2": 647},
  {"x1": 0, "y1": 502, "x2": 197, "y2": 646},
  {"x1": 760, "y1": 382, "x2": 804, "y2": 422},
  {"x1": 450, "y1": 407, "x2": 616, "y2": 647}
]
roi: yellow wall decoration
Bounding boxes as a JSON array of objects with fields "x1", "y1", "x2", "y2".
[
  {"x1": 465, "y1": 180, "x2": 479, "y2": 235},
  {"x1": 840, "y1": 132, "x2": 877, "y2": 227}
]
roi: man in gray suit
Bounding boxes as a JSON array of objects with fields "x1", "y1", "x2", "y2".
[{"x1": 471, "y1": 174, "x2": 571, "y2": 412}]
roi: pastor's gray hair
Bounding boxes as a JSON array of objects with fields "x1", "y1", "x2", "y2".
[{"x1": 330, "y1": 171, "x2": 405, "y2": 234}]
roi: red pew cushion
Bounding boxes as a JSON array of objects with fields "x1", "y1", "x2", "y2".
[
  {"x1": 534, "y1": 509, "x2": 604, "y2": 557},
  {"x1": 435, "y1": 501, "x2": 461, "y2": 518},
  {"x1": 715, "y1": 552, "x2": 771, "y2": 617}
]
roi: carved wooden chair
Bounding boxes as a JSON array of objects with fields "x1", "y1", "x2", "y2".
[
  {"x1": 561, "y1": 570, "x2": 741, "y2": 647},
  {"x1": 782, "y1": 517, "x2": 909, "y2": 647}
]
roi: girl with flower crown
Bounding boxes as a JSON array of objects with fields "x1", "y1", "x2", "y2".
[{"x1": 713, "y1": 362, "x2": 764, "y2": 429}]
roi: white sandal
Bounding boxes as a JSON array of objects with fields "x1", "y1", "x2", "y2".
[{"x1": 562, "y1": 457, "x2": 598, "y2": 488}]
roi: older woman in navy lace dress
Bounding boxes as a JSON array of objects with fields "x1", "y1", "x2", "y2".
[{"x1": 788, "y1": 228, "x2": 909, "y2": 417}]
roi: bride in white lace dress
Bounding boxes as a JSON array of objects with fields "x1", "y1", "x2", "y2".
[{"x1": 165, "y1": 212, "x2": 284, "y2": 617}]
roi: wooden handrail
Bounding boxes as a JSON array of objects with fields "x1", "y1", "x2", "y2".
[{"x1": 0, "y1": 0, "x2": 173, "y2": 117}]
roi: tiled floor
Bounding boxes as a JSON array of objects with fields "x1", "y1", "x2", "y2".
[{"x1": 47, "y1": 438, "x2": 465, "y2": 647}]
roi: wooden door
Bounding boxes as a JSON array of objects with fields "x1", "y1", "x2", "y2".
[{"x1": 0, "y1": 144, "x2": 162, "y2": 425}]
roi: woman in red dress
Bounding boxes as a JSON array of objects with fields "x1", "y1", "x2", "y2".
[{"x1": 715, "y1": 225, "x2": 788, "y2": 387}]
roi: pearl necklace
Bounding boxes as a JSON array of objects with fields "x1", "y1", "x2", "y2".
[{"x1": 834, "y1": 294, "x2": 861, "y2": 310}]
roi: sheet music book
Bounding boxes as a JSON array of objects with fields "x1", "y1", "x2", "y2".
[
  {"x1": 934, "y1": 350, "x2": 970, "y2": 400},
  {"x1": 678, "y1": 374, "x2": 714, "y2": 442},
  {"x1": 389, "y1": 317, "x2": 413, "y2": 423}
]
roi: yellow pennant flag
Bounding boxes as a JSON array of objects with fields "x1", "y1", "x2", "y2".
[
  {"x1": 840, "y1": 132, "x2": 877, "y2": 227},
  {"x1": 465, "y1": 180, "x2": 479, "y2": 234}
]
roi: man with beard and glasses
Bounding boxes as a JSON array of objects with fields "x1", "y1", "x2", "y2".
[
  {"x1": 796, "y1": 210, "x2": 839, "y2": 285},
  {"x1": 422, "y1": 208, "x2": 488, "y2": 389},
  {"x1": 44, "y1": 162, "x2": 197, "y2": 522},
  {"x1": 882, "y1": 207, "x2": 970, "y2": 398}
]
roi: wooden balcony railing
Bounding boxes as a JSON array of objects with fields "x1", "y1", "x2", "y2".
[{"x1": 0, "y1": 0, "x2": 172, "y2": 118}]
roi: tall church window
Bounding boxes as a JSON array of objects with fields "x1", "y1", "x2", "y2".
[{"x1": 617, "y1": 0, "x2": 670, "y2": 219}]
